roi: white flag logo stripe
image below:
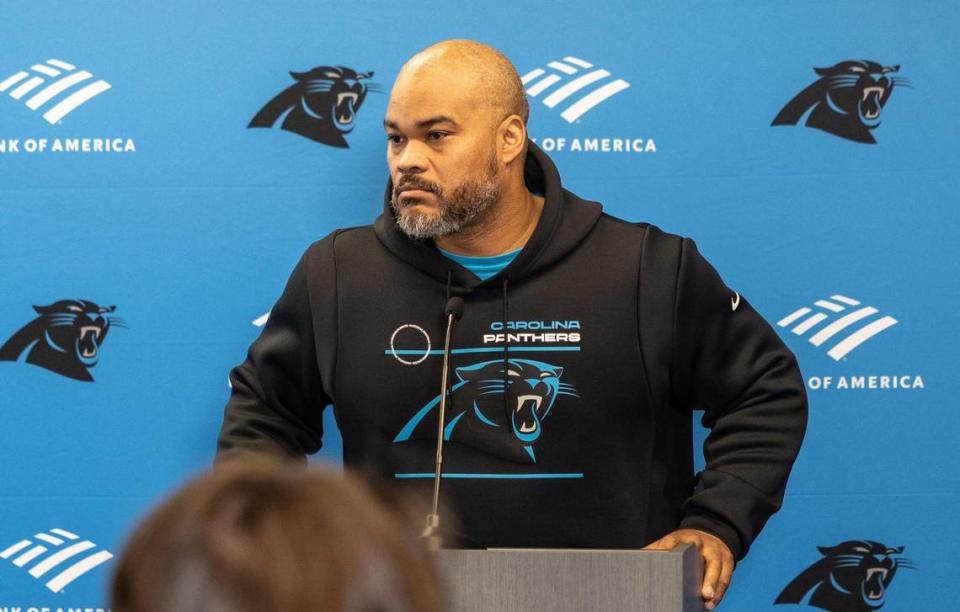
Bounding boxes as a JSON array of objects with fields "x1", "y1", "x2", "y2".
[
  {"x1": 42, "y1": 80, "x2": 111, "y2": 124},
  {"x1": 34, "y1": 533, "x2": 64, "y2": 546},
  {"x1": 13, "y1": 545, "x2": 48, "y2": 567},
  {"x1": 808, "y1": 307, "x2": 878, "y2": 346},
  {"x1": 827, "y1": 316, "x2": 898, "y2": 361},
  {"x1": 560, "y1": 78, "x2": 630, "y2": 122},
  {"x1": 542, "y1": 69, "x2": 611, "y2": 108},
  {"x1": 10, "y1": 76, "x2": 45, "y2": 100},
  {"x1": 31, "y1": 64, "x2": 61, "y2": 77},
  {"x1": 520, "y1": 68, "x2": 545, "y2": 85},
  {"x1": 0, "y1": 540, "x2": 32, "y2": 559},
  {"x1": 26, "y1": 70, "x2": 93, "y2": 110},
  {"x1": 814, "y1": 299, "x2": 845, "y2": 312},
  {"x1": 831, "y1": 294, "x2": 861, "y2": 306},
  {"x1": 0, "y1": 71, "x2": 30, "y2": 91},
  {"x1": 547, "y1": 61, "x2": 578, "y2": 75},
  {"x1": 29, "y1": 540, "x2": 96, "y2": 577},
  {"x1": 563, "y1": 56, "x2": 593, "y2": 68},
  {"x1": 46, "y1": 550, "x2": 114, "y2": 592},
  {"x1": 50, "y1": 528, "x2": 79, "y2": 539},
  {"x1": 791, "y1": 312, "x2": 828, "y2": 335},
  {"x1": 526, "y1": 74, "x2": 562, "y2": 96},
  {"x1": 778, "y1": 307, "x2": 811, "y2": 327},
  {"x1": 46, "y1": 59, "x2": 75, "y2": 70}
]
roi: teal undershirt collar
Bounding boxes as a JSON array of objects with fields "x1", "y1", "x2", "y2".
[{"x1": 437, "y1": 246, "x2": 522, "y2": 281}]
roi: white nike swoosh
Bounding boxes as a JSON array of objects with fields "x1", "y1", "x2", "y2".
[{"x1": 731, "y1": 293, "x2": 741, "y2": 311}]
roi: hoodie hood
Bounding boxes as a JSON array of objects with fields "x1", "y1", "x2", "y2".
[{"x1": 374, "y1": 139, "x2": 603, "y2": 289}]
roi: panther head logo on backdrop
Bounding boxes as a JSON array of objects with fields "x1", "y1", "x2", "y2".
[
  {"x1": 772, "y1": 60, "x2": 909, "y2": 144},
  {"x1": 775, "y1": 539, "x2": 915, "y2": 611},
  {"x1": 0, "y1": 299, "x2": 125, "y2": 381},
  {"x1": 248, "y1": 65, "x2": 381, "y2": 148}
]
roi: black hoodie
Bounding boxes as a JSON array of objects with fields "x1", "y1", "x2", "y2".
[{"x1": 217, "y1": 141, "x2": 807, "y2": 560}]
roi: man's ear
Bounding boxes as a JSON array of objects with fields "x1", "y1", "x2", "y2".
[{"x1": 498, "y1": 114, "x2": 527, "y2": 166}]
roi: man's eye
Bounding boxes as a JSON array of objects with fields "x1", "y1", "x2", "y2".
[
  {"x1": 387, "y1": 134, "x2": 404, "y2": 144},
  {"x1": 427, "y1": 131, "x2": 447, "y2": 141}
]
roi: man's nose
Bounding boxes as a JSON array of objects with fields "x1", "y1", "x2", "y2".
[{"x1": 395, "y1": 140, "x2": 428, "y2": 173}]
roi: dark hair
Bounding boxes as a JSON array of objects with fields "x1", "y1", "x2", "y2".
[{"x1": 111, "y1": 458, "x2": 444, "y2": 611}]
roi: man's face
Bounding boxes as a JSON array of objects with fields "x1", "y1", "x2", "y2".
[{"x1": 384, "y1": 66, "x2": 502, "y2": 240}]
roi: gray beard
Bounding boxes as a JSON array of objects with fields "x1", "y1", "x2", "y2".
[{"x1": 391, "y1": 161, "x2": 501, "y2": 241}]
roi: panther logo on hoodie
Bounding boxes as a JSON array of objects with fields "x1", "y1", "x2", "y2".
[{"x1": 393, "y1": 358, "x2": 578, "y2": 463}]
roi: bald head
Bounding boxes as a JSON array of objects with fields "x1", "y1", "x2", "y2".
[{"x1": 396, "y1": 39, "x2": 528, "y2": 126}]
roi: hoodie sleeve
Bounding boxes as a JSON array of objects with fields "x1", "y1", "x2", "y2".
[
  {"x1": 215, "y1": 242, "x2": 331, "y2": 462},
  {"x1": 672, "y1": 238, "x2": 808, "y2": 561}
]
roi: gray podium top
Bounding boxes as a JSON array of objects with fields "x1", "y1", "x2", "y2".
[{"x1": 436, "y1": 544, "x2": 703, "y2": 612}]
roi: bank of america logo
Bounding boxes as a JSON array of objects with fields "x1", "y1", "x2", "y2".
[
  {"x1": 778, "y1": 294, "x2": 898, "y2": 361},
  {"x1": 1, "y1": 528, "x2": 113, "y2": 592},
  {"x1": 0, "y1": 59, "x2": 111, "y2": 124},
  {"x1": 521, "y1": 56, "x2": 630, "y2": 123}
]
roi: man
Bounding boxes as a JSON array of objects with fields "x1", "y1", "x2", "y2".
[{"x1": 217, "y1": 40, "x2": 807, "y2": 610}]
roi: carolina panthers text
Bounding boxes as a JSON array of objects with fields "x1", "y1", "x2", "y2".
[{"x1": 484, "y1": 320, "x2": 581, "y2": 344}]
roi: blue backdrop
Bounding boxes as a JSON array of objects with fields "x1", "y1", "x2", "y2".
[{"x1": 1, "y1": 1, "x2": 955, "y2": 609}]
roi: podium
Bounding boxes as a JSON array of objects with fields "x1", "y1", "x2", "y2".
[{"x1": 437, "y1": 544, "x2": 703, "y2": 612}]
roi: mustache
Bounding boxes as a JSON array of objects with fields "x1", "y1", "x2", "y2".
[{"x1": 394, "y1": 175, "x2": 442, "y2": 198}]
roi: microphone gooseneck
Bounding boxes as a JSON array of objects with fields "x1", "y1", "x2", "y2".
[{"x1": 421, "y1": 297, "x2": 465, "y2": 550}]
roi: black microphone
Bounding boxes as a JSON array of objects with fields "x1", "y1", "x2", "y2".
[
  {"x1": 445, "y1": 296, "x2": 465, "y2": 321},
  {"x1": 421, "y1": 296, "x2": 465, "y2": 550}
]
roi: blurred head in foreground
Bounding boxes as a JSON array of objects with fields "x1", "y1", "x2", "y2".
[{"x1": 111, "y1": 458, "x2": 443, "y2": 612}]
